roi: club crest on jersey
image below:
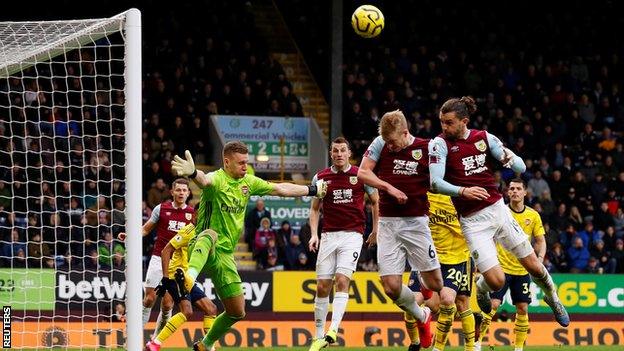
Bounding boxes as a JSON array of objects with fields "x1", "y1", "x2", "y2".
[
  {"x1": 474, "y1": 140, "x2": 487, "y2": 152},
  {"x1": 349, "y1": 176, "x2": 358, "y2": 185},
  {"x1": 525, "y1": 218, "x2": 531, "y2": 226},
  {"x1": 165, "y1": 211, "x2": 171, "y2": 216},
  {"x1": 412, "y1": 149, "x2": 423, "y2": 160},
  {"x1": 241, "y1": 185, "x2": 249, "y2": 195},
  {"x1": 185, "y1": 213, "x2": 192, "y2": 221}
]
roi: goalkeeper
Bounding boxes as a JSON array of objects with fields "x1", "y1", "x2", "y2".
[
  {"x1": 171, "y1": 141, "x2": 328, "y2": 351},
  {"x1": 145, "y1": 223, "x2": 217, "y2": 351}
]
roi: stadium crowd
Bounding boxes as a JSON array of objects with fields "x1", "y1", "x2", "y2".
[
  {"x1": 0, "y1": 1, "x2": 303, "y2": 271},
  {"x1": 1, "y1": 0, "x2": 623, "y2": 276}
]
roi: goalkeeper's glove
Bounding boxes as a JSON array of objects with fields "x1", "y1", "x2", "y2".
[
  {"x1": 171, "y1": 150, "x2": 197, "y2": 178},
  {"x1": 308, "y1": 179, "x2": 328, "y2": 198}
]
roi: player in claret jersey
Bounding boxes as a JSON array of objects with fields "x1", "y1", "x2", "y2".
[
  {"x1": 119, "y1": 178, "x2": 195, "y2": 337},
  {"x1": 307, "y1": 137, "x2": 379, "y2": 351},
  {"x1": 358, "y1": 110, "x2": 443, "y2": 348},
  {"x1": 428, "y1": 96, "x2": 569, "y2": 327}
]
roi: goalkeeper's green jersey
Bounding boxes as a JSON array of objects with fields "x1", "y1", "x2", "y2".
[{"x1": 195, "y1": 169, "x2": 274, "y2": 252}]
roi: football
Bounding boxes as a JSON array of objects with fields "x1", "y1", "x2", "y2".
[{"x1": 351, "y1": 5, "x2": 384, "y2": 38}]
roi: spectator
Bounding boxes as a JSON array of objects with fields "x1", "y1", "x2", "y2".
[
  {"x1": 548, "y1": 242, "x2": 568, "y2": 273},
  {"x1": 611, "y1": 239, "x2": 624, "y2": 273},
  {"x1": 551, "y1": 203, "x2": 568, "y2": 232},
  {"x1": 245, "y1": 198, "x2": 271, "y2": 249},
  {"x1": 536, "y1": 190, "x2": 556, "y2": 222},
  {"x1": 98, "y1": 231, "x2": 125, "y2": 268},
  {"x1": 549, "y1": 169, "x2": 570, "y2": 202},
  {"x1": 147, "y1": 178, "x2": 170, "y2": 209},
  {"x1": 566, "y1": 206, "x2": 584, "y2": 231},
  {"x1": 258, "y1": 237, "x2": 285, "y2": 271},
  {"x1": 577, "y1": 221, "x2": 600, "y2": 248},
  {"x1": 27, "y1": 232, "x2": 52, "y2": 268},
  {"x1": 528, "y1": 170, "x2": 550, "y2": 199},
  {"x1": 13, "y1": 248, "x2": 27, "y2": 268},
  {"x1": 590, "y1": 239, "x2": 616, "y2": 274},
  {"x1": 594, "y1": 202, "x2": 615, "y2": 231},
  {"x1": 293, "y1": 251, "x2": 313, "y2": 270},
  {"x1": 602, "y1": 226, "x2": 618, "y2": 252},
  {"x1": 2, "y1": 229, "x2": 26, "y2": 262},
  {"x1": 275, "y1": 220, "x2": 293, "y2": 252},
  {"x1": 614, "y1": 208, "x2": 624, "y2": 236},
  {"x1": 567, "y1": 236, "x2": 590, "y2": 273},
  {"x1": 285, "y1": 232, "x2": 305, "y2": 269},
  {"x1": 112, "y1": 302, "x2": 127, "y2": 322},
  {"x1": 586, "y1": 257, "x2": 602, "y2": 274},
  {"x1": 254, "y1": 217, "x2": 275, "y2": 256},
  {"x1": 84, "y1": 249, "x2": 100, "y2": 271}
]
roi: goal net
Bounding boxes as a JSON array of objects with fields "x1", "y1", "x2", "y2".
[{"x1": 0, "y1": 9, "x2": 142, "y2": 350}]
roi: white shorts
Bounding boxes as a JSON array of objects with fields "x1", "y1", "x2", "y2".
[
  {"x1": 316, "y1": 231, "x2": 363, "y2": 279},
  {"x1": 144, "y1": 255, "x2": 163, "y2": 289},
  {"x1": 461, "y1": 199, "x2": 533, "y2": 273},
  {"x1": 377, "y1": 216, "x2": 441, "y2": 277}
]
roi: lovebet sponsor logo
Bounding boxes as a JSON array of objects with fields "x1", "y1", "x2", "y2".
[{"x1": 2, "y1": 306, "x2": 10, "y2": 349}]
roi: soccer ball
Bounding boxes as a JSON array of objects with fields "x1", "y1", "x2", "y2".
[{"x1": 351, "y1": 5, "x2": 384, "y2": 38}]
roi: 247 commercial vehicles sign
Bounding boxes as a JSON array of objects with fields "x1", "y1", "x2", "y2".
[{"x1": 215, "y1": 115, "x2": 309, "y2": 172}]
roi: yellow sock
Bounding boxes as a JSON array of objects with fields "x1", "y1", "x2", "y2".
[
  {"x1": 477, "y1": 308, "x2": 497, "y2": 344},
  {"x1": 514, "y1": 313, "x2": 529, "y2": 350},
  {"x1": 155, "y1": 312, "x2": 187, "y2": 344},
  {"x1": 459, "y1": 309, "x2": 475, "y2": 351},
  {"x1": 434, "y1": 304, "x2": 457, "y2": 351},
  {"x1": 404, "y1": 311, "x2": 420, "y2": 345},
  {"x1": 203, "y1": 315, "x2": 216, "y2": 335}
]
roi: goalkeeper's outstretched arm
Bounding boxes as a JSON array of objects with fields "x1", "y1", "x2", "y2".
[
  {"x1": 270, "y1": 179, "x2": 328, "y2": 198},
  {"x1": 171, "y1": 150, "x2": 213, "y2": 188}
]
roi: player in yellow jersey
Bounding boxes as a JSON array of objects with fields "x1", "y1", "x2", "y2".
[
  {"x1": 475, "y1": 179, "x2": 546, "y2": 351},
  {"x1": 145, "y1": 223, "x2": 218, "y2": 351},
  {"x1": 405, "y1": 192, "x2": 475, "y2": 351}
]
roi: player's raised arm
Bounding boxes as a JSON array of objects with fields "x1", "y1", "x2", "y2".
[
  {"x1": 269, "y1": 179, "x2": 328, "y2": 198},
  {"x1": 358, "y1": 136, "x2": 407, "y2": 203},
  {"x1": 171, "y1": 150, "x2": 214, "y2": 188},
  {"x1": 485, "y1": 132, "x2": 526, "y2": 173},
  {"x1": 428, "y1": 137, "x2": 459, "y2": 196}
]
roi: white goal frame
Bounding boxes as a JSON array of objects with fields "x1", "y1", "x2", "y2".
[{"x1": 0, "y1": 8, "x2": 142, "y2": 350}]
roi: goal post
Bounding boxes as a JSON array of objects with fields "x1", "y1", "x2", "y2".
[{"x1": 0, "y1": 9, "x2": 142, "y2": 349}]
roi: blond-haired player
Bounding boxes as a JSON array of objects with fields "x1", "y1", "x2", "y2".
[
  {"x1": 475, "y1": 179, "x2": 546, "y2": 351},
  {"x1": 359, "y1": 110, "x2": 443, "y2": 347}
]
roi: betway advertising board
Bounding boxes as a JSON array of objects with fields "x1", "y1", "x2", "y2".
[
  {"x1": 4, "y1": 269, "x2": 622, "y2": 315},
  {"x1": 213, "y1": 115, "x2": 310, "y2": 172},
  {"x1": 54, "y1": 270, "x2": 271, "y2": 311}
]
